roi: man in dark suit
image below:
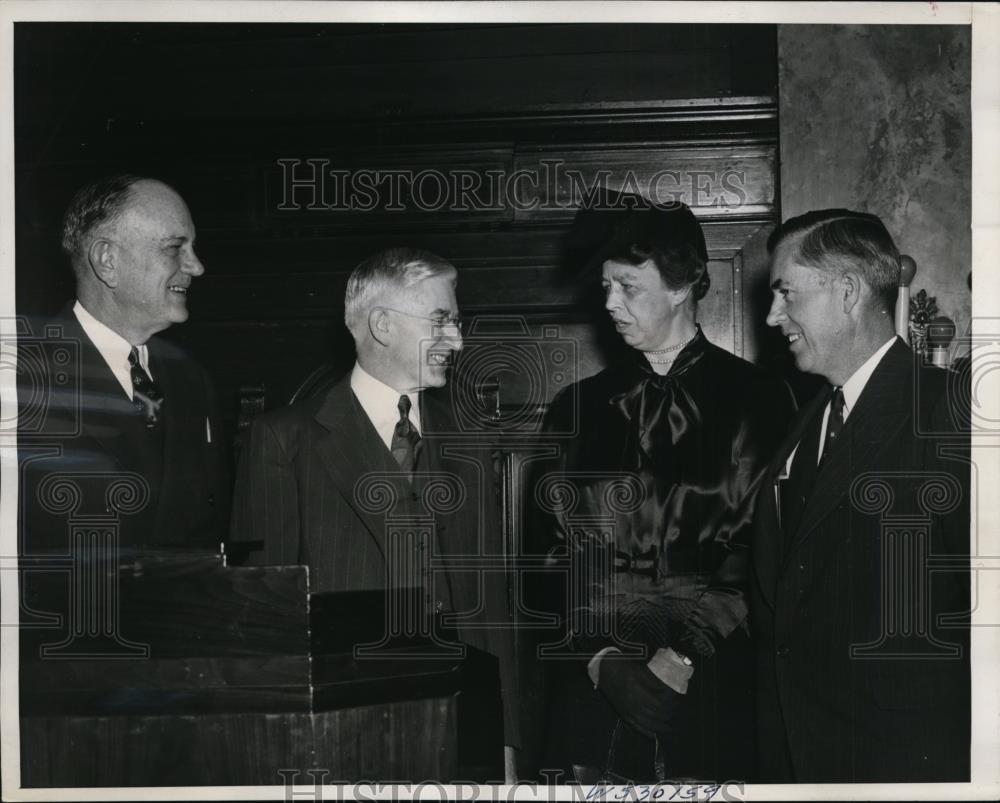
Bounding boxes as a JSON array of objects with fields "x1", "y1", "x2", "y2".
[
  {"x1": 751, "y1": 209, "x2": 970, "y2": 782},
  {"x1": 18, "y1": 175, "x2": 228, "y2": 552},
  {"x1": 230, "y1": 247, "x2": 519, "y2": 776}
]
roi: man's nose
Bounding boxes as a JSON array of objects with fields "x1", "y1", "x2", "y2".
[
  {"x1": 183, "y1": 250, "x2": 205, "y2": 277},
  {"x1": 765, "y1": 296, "x2": 784, "y2": 328},
  {"x1": 444, "y1": 328, "x2": 463, "y2": 352}
]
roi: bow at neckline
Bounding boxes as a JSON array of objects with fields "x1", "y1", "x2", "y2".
[{"x1": 610, "y1": 326, "x2": 707, "y2": 462}]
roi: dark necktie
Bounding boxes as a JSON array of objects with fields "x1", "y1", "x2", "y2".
[
  {"x1": 391, "y1": 394, "x2": 421, "y2": 475},
  {"x1": 128, "y1": 347, "x2": 164, "y2": 429},
  {"x1": 820, "y1": 386, "x2": 846, "y2": 464}
]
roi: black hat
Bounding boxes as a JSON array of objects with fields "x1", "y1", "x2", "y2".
[{"x1": 562, "y1": 187, "x2": 708, "y2": 278}]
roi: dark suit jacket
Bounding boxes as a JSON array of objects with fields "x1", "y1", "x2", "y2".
[
  {"x1": 229, "y1": 373, "x2": 520, "y2": 746},
  {"x1": 17, "y1": 308, "x2": 229, "y2": 553},
  {"x1": 750, "y1": 339, "x2": 970, "y2": 782}
]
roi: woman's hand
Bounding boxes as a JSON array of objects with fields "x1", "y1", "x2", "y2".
[{"x1": 596, "y1": 654, "x2": 685, "y2": 736}]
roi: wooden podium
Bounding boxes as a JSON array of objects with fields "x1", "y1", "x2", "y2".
[{"x1": 19, "y1": 550, "x2": 503, "y2": 787}]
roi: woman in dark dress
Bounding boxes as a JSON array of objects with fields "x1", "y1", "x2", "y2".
[{"x1": 534, "y1": 201, "x2": 793, "y2": 783}]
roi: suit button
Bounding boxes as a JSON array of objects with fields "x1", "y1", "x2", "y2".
[
  {"x1": 435, "y1": 600, "x2": 444, "y2": 613},
  {"x1": 777, "y1": 646, "x2": 790, "y2": 658},
  {"x1": 208, "y1": 494, "x2": 216, "y2": 506}
]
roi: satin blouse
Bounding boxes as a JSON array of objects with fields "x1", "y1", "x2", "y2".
[{"x1": 535, "y1": 327, "x2": 794, "y2": 660}]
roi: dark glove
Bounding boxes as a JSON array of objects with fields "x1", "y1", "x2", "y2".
[{"x1": 596, "y1": 654, "x2": 684, "y2": 737}]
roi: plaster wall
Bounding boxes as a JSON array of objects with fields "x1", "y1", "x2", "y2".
[{"x1": 777, "y1": 24, "x2": 972, "y2": 342}]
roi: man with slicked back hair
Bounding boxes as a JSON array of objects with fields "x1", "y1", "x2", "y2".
[{"x1": 751, "y1": 209, "x2": 970, "y2": 782}]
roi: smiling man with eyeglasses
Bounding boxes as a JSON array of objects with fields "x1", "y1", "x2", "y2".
[
  {"x1": 369, "y1": 300, "x2": 464, "y2": 392},
  {"x1": 231, "y1": 247, "x2": 520, "y2": 780}
]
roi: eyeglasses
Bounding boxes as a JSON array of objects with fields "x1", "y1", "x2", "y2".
[{"x1": 376, "y1": 306, "x2": 463, "y2": 335}]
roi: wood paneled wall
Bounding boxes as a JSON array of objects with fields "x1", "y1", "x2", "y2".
[{"x1": 15, "y1": 22, "x2": 782, "y2": 445}]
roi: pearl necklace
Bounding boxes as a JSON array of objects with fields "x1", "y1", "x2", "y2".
[{"x1": 643, "y1": 333, "x2": 695, "y2": 364}]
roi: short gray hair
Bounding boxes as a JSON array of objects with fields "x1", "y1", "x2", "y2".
[
  {"x1": 61, "y1": 174, "x2": 146, "y2": 267},
  {"x1": 344, "y1": 247, "x2": 456, "y2": 337}
]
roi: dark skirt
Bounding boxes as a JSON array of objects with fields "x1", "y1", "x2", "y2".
[{"x1": 539, "y1": 628, "x2": 755, "y2": 784}]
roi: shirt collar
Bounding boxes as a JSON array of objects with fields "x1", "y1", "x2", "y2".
[
  {"x1": 349, "y1": 362, "x2": 422, "y2": 439},
  {"x1": 73, "y1": 300, "x2": 149, "y2": 397},
  {"x1": 779, "y1": 335, "x2": 898, "y2": 479},
  {"x1": 839, "y1": 336, "x2": 898, "y2": 419}
]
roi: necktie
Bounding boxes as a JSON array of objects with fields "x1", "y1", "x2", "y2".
[
  {"x1": 128, "y1": 347, "x2": 164, "y2": 429},
  {"x1": 820, "y1": 386, "x2": 846, "y2": 464},
  {"x1": 391, "y1": 394, "x2": 421, "y2": 475}
]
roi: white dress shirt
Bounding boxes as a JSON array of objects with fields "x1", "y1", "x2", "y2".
[
  {"x1": 73, "y1": 301, "x2": 151, "y2": 401},
  {"x1": 782, "y1": 335, "x2": 899, "y2": 475},
  {"x1": 349, "y1": 362, "x2": 421, "y2": 451}
]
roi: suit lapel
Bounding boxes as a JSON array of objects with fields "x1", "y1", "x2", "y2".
[
  {"x1": 52, "y1": 311, "x2": 136, "y2": 465},
  {"x1": 753, "y1": 389, "x2": 827, "y2": 608},
  {"x1": 312, "y1": 376, "x2": 399, "y2": 560},
  {"x1": 792, "y1": 340, "x2": 912, "y2": 547}
]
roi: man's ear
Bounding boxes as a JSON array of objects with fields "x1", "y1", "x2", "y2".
[
  {"x1": 368, "y1": 307, "x2": 391, "y2": 346},
  {"x1": 87, "y1": 239, "x2": 118, "y2": 289},
  {"x1": 841, "y1": 271, "x2": 862, "y2": 314}
]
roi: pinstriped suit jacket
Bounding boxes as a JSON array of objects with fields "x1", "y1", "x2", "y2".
[{"x1": 229, "y1": 372, "x2": 519, "y2": 744}]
